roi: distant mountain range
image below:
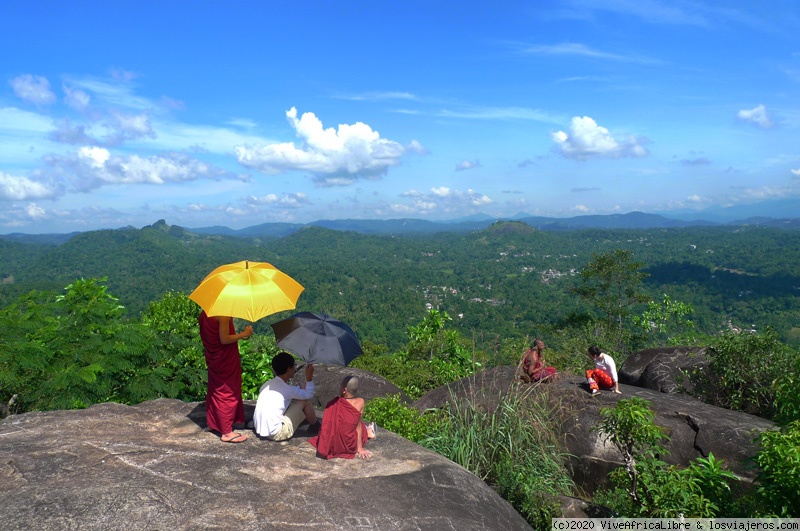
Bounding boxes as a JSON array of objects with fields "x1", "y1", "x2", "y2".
[
  {"x1": 2, "y1": 201, "x2": 799, "y2": 245},
  {"x1": 186, "y1": 208, "x2": 800, "y2": 239}
]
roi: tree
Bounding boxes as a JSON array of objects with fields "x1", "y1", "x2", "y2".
[
  {"x1": 0, "y1": 278, "x2": 178, "y2": 413},
  {"x1": 633, "y1": 294, "x2": 696, "y2": 347},
  {"x1": 594, "y1": 397, "x2": 737, "y2": 517},
  {"x1": 571, "y1": 249, "x2": 649, "y2": 352}
]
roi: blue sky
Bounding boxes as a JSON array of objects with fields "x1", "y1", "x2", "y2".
[{"x1": 1, "y1": 1, "x2": 799, "y2": 234}]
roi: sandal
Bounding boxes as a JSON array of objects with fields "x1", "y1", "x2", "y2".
[{"x1": 222, "y1": 432, "x2": 247, "y2": 443}]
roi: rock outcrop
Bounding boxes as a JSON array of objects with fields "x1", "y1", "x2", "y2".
[
  {"x1": 0, "y1": 398, "x2": 531, "y2": 531},
  {"x1": 310, "y1": 365, "x2": 411, "y2": 408},
  {"x1": 619, "y1": 346, "x2": 709, "y2": 394},
  {"x1": 414, "y1": 367, "x2": 774, "y2": 494}
]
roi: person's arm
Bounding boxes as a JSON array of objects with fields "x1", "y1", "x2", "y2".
[
  {"x1": 355, "y1": 422, "x2": 371, "y2": 459},
  {"x1": 216, "y1": 316, "x2": 253, "y2": 345},
  {"x1": 607, "y1": 355, "x2": 622, "y2": 394}
]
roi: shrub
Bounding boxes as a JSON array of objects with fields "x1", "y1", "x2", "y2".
[
  {"x1": 239, "y1": 334, "x2": 280, "y2": 400},
  {"x1": 702, "y1": 328, "x2": 795, "y2": 419},
  {"x1": 363, "y1": 394, "x2": 439, "y2": 443},
  {"x1": 141, "y1": 291, "x2": 206, "y2": 401},
  {"x1": 753, "y1": 421, "x2": 800, "y2": 517},
  {"x1": 0, "y1": 279, "x2": 182, "y2": 412},
  {"x1": 594, "y1": 397, "x2": 737, "y2": 517},
  {"x1": 423, "y1": 385, "x2": 574, "y2": 529}
]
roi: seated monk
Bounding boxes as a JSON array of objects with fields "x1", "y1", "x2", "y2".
[
  {"x1": 519, "y1": 339, "x2": 557, "y2": 383},
  {"x1": 309, "y1": 376, "x2": 372, "y2": 459}
]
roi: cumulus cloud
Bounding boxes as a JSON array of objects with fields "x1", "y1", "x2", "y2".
[
  {"x1": 48, "y1": 110, "x2": 156, "y2": 147},
  {"x1": 25, "y1": 203, "x2": 47, "y2": 219},
  {"x1": 10, "y1": 74, "x2": 57, "y2": 105},
  {"x1": 737, "y1": 104, "x2": 773, "y2": 128},
  {"x1": 234, "y1": 107, "x2": 407, "y2": 184},
  {"x1": 790, "y1": 168, "x2": 800, "y2": 178},
  {"x1": 0, "y1": 171, "x2": 56, "y2": 201},
  {"x1": 41, "y1": 148, "x2": 243, "y2": 193},
  {"x1": 455, "y1": 160, "x2": 480, "y2": 171},
  {"x1": 245, "y1": 192, "x2": 310, "y2": 207},
  {"x1": 551, "y1": 116, "x2": 649, "y2": 160},
  {"x1": 392, "y1": 186, "x2": 493, "y2": 215},
  {"x1": 105, "y1": 110, "x2": 156, "y2": 144}
]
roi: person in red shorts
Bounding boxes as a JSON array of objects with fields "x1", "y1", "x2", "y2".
[{"x1": 586, "y1": 345, "x2": 621, "y2": 395}]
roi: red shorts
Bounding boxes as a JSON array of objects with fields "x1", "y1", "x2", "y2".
[{"x1": 586, "y1": 369, "x2": 614, "y2": 389}]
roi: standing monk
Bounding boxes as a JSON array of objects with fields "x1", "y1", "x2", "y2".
[{"x1": 199, "y1": 311, "x2": 253, "y2": 443}]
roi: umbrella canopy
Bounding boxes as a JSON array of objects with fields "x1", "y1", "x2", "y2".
[
  {"x1": 271, "y1": 312, "x2": 363, "y2": 366},
  {"x1": 189, "y1": 260, "x2": 304, "y2": 322}
]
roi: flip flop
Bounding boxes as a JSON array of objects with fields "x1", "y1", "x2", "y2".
[{"x1": 222, "y1": 433, "x2": 247, "y2": 443}]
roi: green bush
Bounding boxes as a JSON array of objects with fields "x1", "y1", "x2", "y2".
[
  {"x1": 753, "y1": 421, "x2": 800, "y2": 517},
  {"x1": 702, "y1": 329, "x2": 796, "y2": 420},
  {"x1": 239, "y1": 334, "x2": 280, "y2": 400},
  {"x1": 141, "y1": 291, "x2": 206, "y2": 401},
  {"x1": 0, "y1": 279, "x2": 183, "y2": 412},
  {"x1": 773, "y1": 354, "x2": 800, "y2": 426},
  {"x1": 351, "y1": 350, "x2": 473, "y2": 400},
  {"x1": 363, "y1": 394, "x2": 438, "y2": 443},
  {"x1": 423, "y1": 386, "x2": 574, "y2": 529},
  {"x1": 594, "y1": 397, "x2": 737, "y2": 517}
]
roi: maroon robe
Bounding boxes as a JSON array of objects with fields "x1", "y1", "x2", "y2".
[
  {"x1": 199, "y1": 311, "x2": 245, "y2": 434},
  {"x1": 309, "y1": 397, "x2": 368, "y2": 459},
  {"x1": 521, "y1": 348, "x2": 557, "y2": 382}
]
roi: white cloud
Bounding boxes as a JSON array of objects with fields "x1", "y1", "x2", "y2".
[
  {"x1": 0, "y1": 171, "x2": 55, "y2": 201},
  {"x1": 790, "y1": 168, "x2": 800, "y2": 178},
  {"x1": 68, "y1": 77, "x2": 152, "y2": 110},
  {"x1": 42, "y1": 149, "x2": 243, "y2": 193},
  {"x1": 455, "y1": 160, "x2": 480, "y2": 171},
  {"x1": 336, "y1": 91, "x2": 418, "y2": 101},
  {"x1": 438, "y1": 106, "x2": 563, "y2": 124},
  {"x1": 407, "y1": 139, "x2": 429, "y2": 155},
  {"x1": 737, "y1": 104, "x2": 774, "y2": 128},
  {"x1": 10, "y1": 74, "x2": 57, "y2": 105},
  {"x1": 78, "y1": 146, "x2": 111, "y2": 168},
  {"x1": 245, "y1": 192, "x2": 310, "y2": 207},
  {"x1": 106, "y1": 110, "x2": 155, "y2": 142},
  {"x1": 551, "y1": 116, "x2": 649, "y2": 160},
  {"x1": 572, "y1": 204, "x2": 590, "y2": 213},
  {"x1": 234, "y1": 107, "x2": 407, "y2": 184},
  {"x1": 392, "y1": 186, "x2": 494, "y2": 216},
  {"x1": 25, "y1": 203, "x2": 47, "y2": 219},
  {"x1": 64, "y1": 85, "x2": 91, "y2": 111}
]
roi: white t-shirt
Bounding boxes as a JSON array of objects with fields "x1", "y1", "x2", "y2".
[
  {"x1": 253, "y1": 376, "x2": 315, "y2": 438},
  {"x1": 594, "y1": 353, "x2": 618, "y2": 383}
]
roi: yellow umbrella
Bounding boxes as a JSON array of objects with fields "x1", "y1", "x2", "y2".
[{"x1": 189, "y1": 260, "x2": 304, "y2": 322}]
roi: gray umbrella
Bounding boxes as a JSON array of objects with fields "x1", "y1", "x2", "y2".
[{"x1": 270, "y1": 312, "x2": 363, "y2": 366}]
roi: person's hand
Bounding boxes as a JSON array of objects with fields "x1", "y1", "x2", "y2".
[
  {"x1": 356, "y1": 448, "x2": 371, "y2": 459},
  {"x1": 305, "y1": 363, "x2": 314, "y2": 381},
  {"x1": 242, "y1": 325, "x2": 254, "y2": 339}
]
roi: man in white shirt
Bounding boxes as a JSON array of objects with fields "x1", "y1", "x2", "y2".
[{"x1": 253, "y1": 352, "x2": 320, "y2": 441}]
